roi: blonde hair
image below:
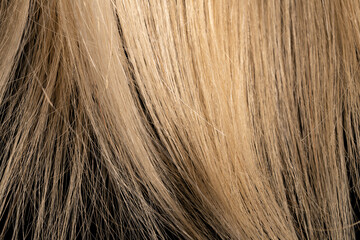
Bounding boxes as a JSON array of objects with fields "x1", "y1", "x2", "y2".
[{"x1": 0, "y1": 0, "x2": 359, "y2": 239}]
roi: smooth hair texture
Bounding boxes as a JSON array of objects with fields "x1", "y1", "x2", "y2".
[{"x1": 0, "y1": 0, "x2": 359, "y2": 239}]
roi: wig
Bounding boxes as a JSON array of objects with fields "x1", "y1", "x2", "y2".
[{"x1": 0, "y1": 0, "x2": 359, "y2": 239}]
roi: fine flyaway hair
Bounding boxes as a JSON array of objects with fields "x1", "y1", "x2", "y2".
[{"x1": 0, "y1": 0, "x2": 359, "y2": 239}]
